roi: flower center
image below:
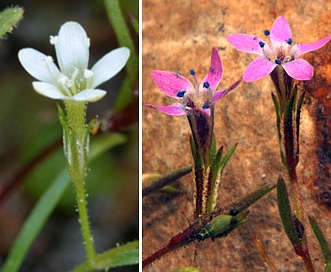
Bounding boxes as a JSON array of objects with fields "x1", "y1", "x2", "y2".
[
  {"x1": 260, "y1": 30, "x2": 295, "y2": 65},
  {"x1": 57, "y1": 68, "x2": 94, "y2": 97},
  {"x1": 176, "y1": 70, "x2": 212, "y2": 111}
]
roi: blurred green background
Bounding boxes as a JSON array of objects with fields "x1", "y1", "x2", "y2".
[{"x1": 0, "y1": 0, "x2": 138, "y2": 271}]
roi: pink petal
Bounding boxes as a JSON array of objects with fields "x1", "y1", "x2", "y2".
[
  {"x1": 200, "y1": 47, "x2": 223, "y2": 90},
  {"x1": 293, "y1": 35, "x2": 331, "y2": 57},
  {"x1": 243, "y1": 57, "x2": 277, "y2": 82},
  {"x1": 282, "y1": 59, "x2": 313, "y2": 80},
  {"x1": 145, "y1": 103, "x2": 187, "y2": 116},
  {"x1": 227, "y1": 34, "x2": 265, "y2": 55},
  {"x1": 212, "y1": 76, "x2": 242, "y2": 103},
  {"x1": 151, "y1": 70, "x2": 194, "y2": 99},
  {"x1": 270, "y1": 16, "x2": 292, "y2": 44}
]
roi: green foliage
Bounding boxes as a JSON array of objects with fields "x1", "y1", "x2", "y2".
[
  {"x1": 309, "y1": 216, "x2": 331, "y2": 264},
  {"x1": 71, "y1": 241, "x2": 138, "y2": 271}
]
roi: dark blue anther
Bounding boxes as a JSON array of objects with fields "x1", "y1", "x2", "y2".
[
  {"x1": 253, "y1": 36, "x2": 258, "y2": 40},
  {"x1": 286, "y1": 38, "x2": 292, "y2": 45},
  {"x1": 264, "y1": 30, "x2": 270, "y2": 36},
  {"x1": 259, "y1": 41, "x2": 265, "y2": 48},
  {"x1": 177, "y1": 90, "x2": 186, "y2": 97},
  {"x1": 203, "y1": 82, "x2": 210, "y2": 89},
  {"x1": 202, "y1": 103, "x2": 210, "y2": 109},
  {"x1": 190, "y1": 69, "x2": 195, "y2": 75},
  {"x1": 275, "y1": 59, "x2": 282, "y2": 65}
]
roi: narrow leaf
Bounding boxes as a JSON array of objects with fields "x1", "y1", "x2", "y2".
[
  {"x1": 142, "y1": 165, "x2": 192, "y2": 197},
  {"x1": 277, "y1": 176, "x2": 300, "y2": 248},
  {"x1": 309, "y1": 216, "x2": 331, "y2": 263},
  {"x1": 71, "y1": 241, "x2": 139, "y2": 271},
  {"x1": 224, "y1": 183, "x2": 276, "y2": 213},
  {"x1": 219, "y1": 143, "x2": 237, "y2": 175}
]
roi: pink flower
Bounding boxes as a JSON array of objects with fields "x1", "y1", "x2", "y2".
[
  {"x1": 146, "y1": 47, "x2": 241, "y2": 116},
  {"x1": 227, "y1": 16, "x2": 331, "y2": 82}
]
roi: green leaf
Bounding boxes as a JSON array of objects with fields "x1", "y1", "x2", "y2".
[
  {"x1": 104, "y1": 0, "x2": 138, "y2": 110},
  {"x1": 0, "y1": 7, "x2": 24, "y2": 38},
  {"x1": 309, "y1": 216, "x2": 331, "y2": 264},
  {"x1": 2, "y1": 133, "x2": 127, "y2": 272},
  {"x1": 277, "y1": 176, "x2": 300, "y2": 248},
  {"x1": 219, "y1": 143, "x2": 237, "y2": 175},
  {"x1": 71, "y1": 241, "x2": 139, "y2": 271},
  {"x1": 142, "y1": 165, "x2": 192, "y2": 197},
  {"x1": 224, "y1": 183, "x2": 276, "y2": 213},
  {"x1": 129, "y1": 13, "x2": 139, "y2": 34},
  {"x1": 2, "y1": 170, "x2": 70, "y2": 272}
]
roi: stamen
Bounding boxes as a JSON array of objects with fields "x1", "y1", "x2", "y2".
[
  {"x1": 259, "y1": 42, "x2": 265, "y2": 48},
  {"x1": 264, "y1": 30, "x2": 270, "y2": 36},
  {"x1": 202, "y1": 103, "x2": 210, "y2": 109},
  {"x1": 177, "y1": 90, "x2": 186, "y2": 97},
  {"x1": 190, "y1": 69, "x2": 199, "y2": 91},
  {"x1": 49, "y1": 35, "x2": 58, "y2": 45},
  {"x1": 203, "y1": 82, "x2": 210, "y2": 89},
  {"x1": 275, "y1": 59, "x2": 282, "y2": 65},
  {"x1": 286, "y1": 38, "x2": 292, "y2": 45}
]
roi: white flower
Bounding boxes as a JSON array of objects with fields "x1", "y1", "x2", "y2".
[{"x1": 18, "y1": 21, "x2": 130, "y2": 102}]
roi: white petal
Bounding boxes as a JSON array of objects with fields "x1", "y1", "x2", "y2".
[
  {"x1": 32, "y1": 81, "x2": 67, "y2": 100},
  {"x1": 72, "y1": 89, "x2": 106, "y2": 102},
  {"x1": 91, "y1": 47, "x2": 130, "y2": 88},
  {"x1": 18, "y1": 48, "x2": 60, "y2": 84},
  {"x1": 54, "y1": 21, "x2": 89, "y2": 76}
]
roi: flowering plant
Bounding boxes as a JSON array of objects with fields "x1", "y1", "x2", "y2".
[{"x1": 227, "y1": 16, "x2": 331, "y2": 82}]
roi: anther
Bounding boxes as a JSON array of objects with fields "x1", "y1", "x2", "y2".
[
  {"x1": 202, "y1": 103, "x2": 210, "y2": 109},
  {"x1": 275, "y1": 59, "x2": 282, "y2": 65},
  {"x1": 203, "y1": 82, "x2": 210, "y2": 89},
  {"x1": 190, "y1": 69, "x2": 195, "y2": 75},
  {"x1": 259, "y1": 42, "x2": 265, "y2": 48},
  {"x1": 286, "y1": 38, "x2": 292, "y2": 45},
  {"x1": 177, "y1": 90, "x2": 186, "y2": 97},
  {"x1": 264, "y1": 30, "x2": 270, "y2": 36}
]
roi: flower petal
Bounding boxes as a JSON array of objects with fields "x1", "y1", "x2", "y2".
[
  {"x1": 200, "y1": 47, "x2": 223, "y2": 90},
  {"x1": 282, "y1": 59, "x2": 313, "y2": 80},
  {"x1": 151, "y1": 71, "x2": 194, "y2": 99},
  {"x1": 243, "y1": 57, "x2": 277, "y2": 82},
  {"x1": 18, "y1": 48, "x2": 60, "y2": 84},
  {"x1": 91, "y1": 47, "x2": 130, "y2": 88},
  {"x1": 227, "y1": 34, "x2": 265, "y2": 55},
  {"x1": 270, "y1": 16, "x2": 292, "y2": 44},
  {"x1": 32, "y1": 81, "x2": 67, "y2": 100},
  {"x1": 212, "y1": 76, "x2": 242, "y2": 103},
  {"x1": 145, "y1": 103, "x2": 187, "y2": 116},
  {"x1": 54, "y1": 21, "x2": 89, "y2": 76},
  {"x1": 72, "y1": 89, "x2": 107, "y2": 102},
  {"x1": 293, "y1": 35, "x2": 331, "y2": 57}
]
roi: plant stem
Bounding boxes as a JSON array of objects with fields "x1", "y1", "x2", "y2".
[
  {"x1": 61, "y1": 101, "x2": 96, "y2": 261},
  {"x1": 74, "y1": 177, "x2": 96, "y2": 261}
]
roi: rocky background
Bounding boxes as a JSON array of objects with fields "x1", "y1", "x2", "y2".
[{"x1": 142, "y1": 0, "x2": 331, "y2": 271}]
